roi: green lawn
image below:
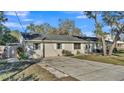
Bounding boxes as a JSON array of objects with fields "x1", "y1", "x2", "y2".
[
  {"x1": 0, "y1": 72, "x2": 17, "y2": 81},
  {"x1": 73, "y1": 55, "x2": 124, "y2": 66},
  {"x1": 113, "y1": 50, "x2": 124, "y2": 57}
]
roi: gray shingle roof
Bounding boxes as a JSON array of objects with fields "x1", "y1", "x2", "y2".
[
  {"x1": 25, "y1": 33, "x2": 84, "y2": 41},
  {"x1": 44, "y1": 35, "x2": 83, "y2": 41}
]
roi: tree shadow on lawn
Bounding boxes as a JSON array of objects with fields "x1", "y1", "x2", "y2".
[
  {"x1": 11, "y1": 74, "x2": 39, "y2": 81},
  {"x1": 1, "y1": 62, "x2": 37, "y2": 81}
]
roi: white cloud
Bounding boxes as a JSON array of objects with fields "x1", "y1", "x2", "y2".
[
  {"x1": 5, "y1": 11, "x2": 33, "y2": 22},
  {"x1": 4, "y1": 22, "x2": 27, "y2": 28},
  {"x1": 74, "y1": 12, "x2": 88, "y2": 19},
  {"x1": 5, "y1": 11, "x2": 30, "y2": 18},
  {"x1": 63, "y1": 11, "x2": 87, "y2": 19},
  {"x1": 76, "y1": 15, "x2": 87, "y2": 19},
  {"x1": 23, "y1": 18, "x2": 33, "y2": 22},
  {"x1": 63, "y1": 11, "x2": 80, "y2": 14}
]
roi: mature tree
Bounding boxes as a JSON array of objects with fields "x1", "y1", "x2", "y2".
[
  {"x1": 71, "y1": 28, "x2": 81, "y2": 36},
  {"x1": 58, "y1": 19, "x2": 81, "y2": 36},
  {"x1": 0, "y1": 11, "x2": 8, "y2": 35},
  {"x1": 84, "y1": 11, "x2": 107, "y2": 56},
  {"x1": 10, "y1": 30, "x2": 22, "y2": 41},
  {"x1": 41, "y1": 23, "x2": 53, "y2": 34},
  {"x1": 27, "y1": 19, "x2": 81, "y2": 36},
  {"x1": 58, "y1": 19, "x2": 73, "y2": 35},
  {"x1": 47, "y1": 27, "x2": 57, "y2": 35},
  {"x1": 0, "y1": 11, "x2": 7, "y2": 23},
  {"x1": 26, "y1": 23, "x2": 35, "y2": 32},
  {"x1": 0, "y1": 31, "x2": 18, "y2": 45},
  {"x1": 27, "y1": 23, "x2": 57, "y2": 34},
  {"x1": 0, "y1": 12, "x2": 18, "y2": 45},
  {"x1": 102, "y1": 11, "x2": 124, "y2": 55}
]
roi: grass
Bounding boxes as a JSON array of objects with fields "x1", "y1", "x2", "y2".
[
  {"x1": 0, "y1": 61, "x2": 34, "y2": 81},
  {"x1": 11, "y1": 64, "x2": 57, "y2": 81},
  {"x1": 0, "y1": 72, "x2": 17, "y2": 80},
  {"x1": 73, "y1": 54, "x2": 124, "y2": 66},
  {"x1": 113, "y1": 50, "x2": 124, "y2": 57},
  {"x1": 0, "y1": 61, "x2": 78, "y2": 81}
]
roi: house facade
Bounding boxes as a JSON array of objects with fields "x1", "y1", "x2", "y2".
[{"x1": 24, "y1": 34, "x2": 89, "y2": 58}]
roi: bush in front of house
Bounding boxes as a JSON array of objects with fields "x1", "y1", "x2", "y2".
[
  {"x1": 16, "y1": 47, "x2": 28, "y2": 60},
  {"x1": 62, "y1": 50, "x2": 74, "y2": 56},
  {"x1": 76, "y1": 51, "x2": 81, "y2": 55}
]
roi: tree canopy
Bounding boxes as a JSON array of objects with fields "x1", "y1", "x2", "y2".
[
  {"x1": 102, "y1": 11, "x2": 124, "y2": 55},
  {"x1": 0, "y1": 11, "x2": 18, "y2": 45},
  {"x1": 26, "y1": 19, "x2": 82, "y2": 36}
]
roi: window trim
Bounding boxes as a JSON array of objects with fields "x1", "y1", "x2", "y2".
[
  {"x1": 74, "y1": 43, "x2": 81, "y2": 50},
  {"x1": 56, "y1": 43, "x2": 62, "y2": 49},
  {"x1": 33, "y1": 43, "x2": 40, "y2": 50}
]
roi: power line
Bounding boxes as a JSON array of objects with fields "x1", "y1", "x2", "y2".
[
  {"x1": 14, "y1": 11, "x2": 26, "y2": 33},
  {"x1": 15, "y1": 11, "x2": 27, "y2": 41}
]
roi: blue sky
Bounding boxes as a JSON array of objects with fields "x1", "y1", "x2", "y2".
[{"x1": 4, "y1": 11, "x2": 110, "y2": 36}]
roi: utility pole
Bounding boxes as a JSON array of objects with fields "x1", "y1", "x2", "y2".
[{"x1": 42, "y1": 40, "x2": 45, "y2": 58}]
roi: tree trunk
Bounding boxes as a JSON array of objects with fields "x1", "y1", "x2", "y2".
[
  {"x1": 108, "y1": 32, "x2": 120, "y2": 56},
  {"x1": 101, "y1": 36, "x2": 107, "y2": 56}
]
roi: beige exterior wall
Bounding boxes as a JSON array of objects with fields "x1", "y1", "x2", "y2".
[
  {"x1": 62, "y1": 43, "x2": 85, "y2": 55},
  {"x1": 44, "y1": 42, "x2": 85, "y2": 57},
  {"x1": 45, "y1": 43, "x2": 62, "y2": 57},
  {"x1": 26, "y1": 41, "x2": 86, "y2": 58},
  {"x1": 33, "y1": 43, "x2": 43, "y2": 59}
]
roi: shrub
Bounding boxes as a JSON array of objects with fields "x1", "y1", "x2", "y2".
[
  {"x1": 62, "y1": 50, "x2": 74, "y2": 56},
  {"x1": 76, "y1": 51, "x2": 81, "y2": 55},
  {"x1": 16, "y1": 47, "x2": 28, "y2": 60}
]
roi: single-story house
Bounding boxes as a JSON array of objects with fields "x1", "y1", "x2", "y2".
[
  {"x1": 23, "y1": 33, "x2": 98, "y2": 58},
  {"x1": 23, "y1": 33, "x2": 124, "y2": 58}
]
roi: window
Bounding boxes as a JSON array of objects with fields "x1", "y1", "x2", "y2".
[
  {"x1": 56, "y1": 43, "x2": 62, "y2": 49},
  {"x1": 33, "y1": 43, "x2": 40, "y2": 50},
  {"x1": 85, "y1": 44, "x2": 88, "y2": 49},
  {"x1": 74, "y1": 43, "x2": 81, "y2": 49}
]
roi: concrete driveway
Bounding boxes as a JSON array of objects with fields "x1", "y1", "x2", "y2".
[{"x1": 40, "y1": 57, "x2": 124, "y2": 81}]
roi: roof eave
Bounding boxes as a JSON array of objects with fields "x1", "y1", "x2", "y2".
[{"x1": 25, "y1": 39, "x2": 87, "y2": 43}]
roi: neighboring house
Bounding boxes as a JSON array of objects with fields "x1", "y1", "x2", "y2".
[
  {"x1": 104, "y1": 33, "x2": 113, "y2": 42},
  {"x1": 116, "y1": 41, "x2": 124, "y2": 50},
  {"x1": 23, "y1": 33, "x2": 89, "y2": 58},
  {"x1": 104, "y1": 33, "x2": 124, "y2": 50}
]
